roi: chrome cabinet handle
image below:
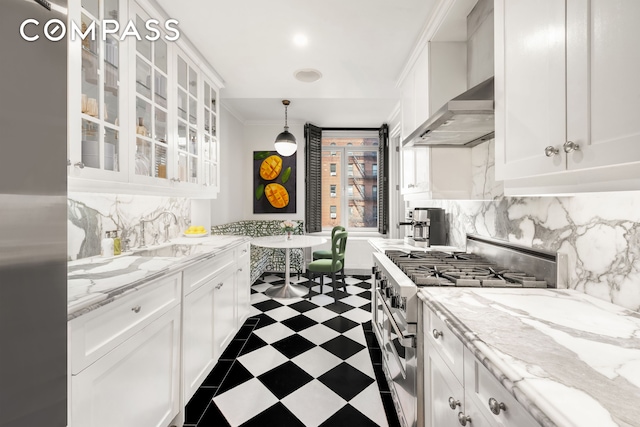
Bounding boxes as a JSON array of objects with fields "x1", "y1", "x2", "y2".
[
  {"x1": 563, "y1": 140, "x2": 580, "y2": 153},
  {"x1": 407, "y1": 183, "x2": 415, "y2": 188},
  {"x1": 170, "y1": 177, "x2": 180, "y2": 182},
  {"x1": 131, "y1": 305, "x2": 141, "y2": 313},
  {"x1": 243, "y1": 249, "x2": 248, "y2": 253},
  {"x1": 488, "y1": 397, "x2": 506, "y2": 415},
  {"x1": 544, "y1": 146, "x2": 559, "y2": 157},
  {"x1": 458, "y1": 412, "x2": 471, "y2": 426},
  {"x1": 448, "y1": 397, "x2": 461, "y2": 410},
  {"x1": 238, "y1": 268, "x2": 243, "y2": 272},
  {"x1": 432, "y1": 329, "x2": 443, "y2": 339},
  {"x1": 215, "y1": 282, "x2": 223, "y2": 289},
  {"x1": 67, "y1": 159, "x2": 71, "y2": 166},
  {"x1": 74, "y1": 161, "x2": 85, "y2": 169}
]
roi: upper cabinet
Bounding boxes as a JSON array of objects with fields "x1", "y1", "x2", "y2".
[
  {"x1": 495, "y1": 0, "x2": 640, "y2": 195},
  {"x1": 68, "y1": 0, "x2": 222, "y2": 197}
]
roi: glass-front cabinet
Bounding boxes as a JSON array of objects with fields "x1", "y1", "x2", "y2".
[{"x1": 68, "y1": 0, "x2": 222, "y2": 197}]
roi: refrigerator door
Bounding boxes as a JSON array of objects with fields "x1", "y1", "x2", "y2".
[{"x1": 0, "y1": 1, "x2": 68, "y2": 426}]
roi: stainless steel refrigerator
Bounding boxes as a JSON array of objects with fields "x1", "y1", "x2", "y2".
[{"x1": 0, "y1": 1, "x2": 68, "y2": 426}]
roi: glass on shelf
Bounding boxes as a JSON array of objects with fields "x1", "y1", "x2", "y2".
[
  {"x1": 136, "y1": 15, "x2": 151, "y2": 60},
  {"x1": 204, "y1": 111, "x2": 210, "y2": 133},
  {"x1": 135, "y1": 138, "x2": 151, "y2": 176},
  {"x1": 135, "y1": 98, "x2": 151, "y2": 137},
  {"x1": 177, "y1": 89, "x2": 187, "y2": 120},
  {"x1": 211, "y1": 119, "x2": 216, "y2": 137},
  {"x1": 81, "y1": 119, "x2": 100, "y2": 169},
  {"x1": 178, "y1": 153, "x2": 187, "y2": 182},
  {"x1": 81, "y1": 0, "x2": 99, "y2": 22},
  {"x1": 136, "y1": 57, "x2": 151, "y2": 99},
  {"x1": 104, "y1": 127, "x2": 119, "y2": 172},
  {"x1": 104, "y1": 34, "x2": 119, "y2": 69},
  {"x1": 211, "y1": 91, "x2": 217, "y2": 111},
  {"x1": 189, "y1": 127, "x2": 198, "y2": 155},
  {"x1": 154, "y1": 71, "x2": 167, "y2": 108},
  {"x1": 177, "y1": 56, "x2": 187, "y2": 90},
  {"x1": 188, "y1": 66, "x2": 197, "y2": 97},
  {"x1": 104, "y1": 0, "x2": 118, "y2": 20},
  {"x1": 154, "y1": 39, "x2": 167, "y2": 73},
  {"x1": 155, "y1": 108, "x2": 167, "y2": 143},
  {"x1": 155, "y1": 144, "x2": 167, "y2": 179},
  {"x1": 177, "y1": 122, "x2": 187, "y2": 149},
  {"x1": 189, "y1": 156, "x2": 198, "y2": 183},
  {"x1": 104, "y1": 37, "x2": 118, "y2": 125},
  {"x1": 189, "y1": 97, "x2": 197, "y2": 125}
]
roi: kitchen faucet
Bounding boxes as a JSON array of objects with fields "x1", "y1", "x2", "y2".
[{"x1": 139, "y1": 211, "x2": 179, "y2": 247}]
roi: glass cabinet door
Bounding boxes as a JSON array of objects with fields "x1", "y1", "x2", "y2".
[
  {"x1": 134, "y1": 10, "x2": 169, "y2": 180},
  {"x1": 79, "y1": 0, "x2": 121, "y2": 173},
  {"x1": 176, "y1": 53, "x2": 199, "y2": 184},
  {"x1": 202, "y1": 80, "x2": 219, "y2": 189}
]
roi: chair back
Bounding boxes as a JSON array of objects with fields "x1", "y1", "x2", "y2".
[
  {"x1": 331, "y1": 225, "x2": 345, "y2": 241},
  {"x1": 331, "y1": 231, "x2": 348, "y2": 271}
]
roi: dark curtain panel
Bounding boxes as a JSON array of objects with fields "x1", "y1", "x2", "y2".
[
  {"x1": 304, "y1": 123, "x2": 322, "y2": 233},
  {"x1": 378, "y1": 124, "x2": 389, "y2": 234}
]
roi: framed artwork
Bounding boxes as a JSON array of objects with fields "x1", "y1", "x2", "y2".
[{"x1": 253, "y1": 150, "x2": 296, "y2": 213}]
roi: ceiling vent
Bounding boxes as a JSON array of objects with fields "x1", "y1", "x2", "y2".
[{"x1": 294, "y1": 69, "x2": 322, "y2": 83}]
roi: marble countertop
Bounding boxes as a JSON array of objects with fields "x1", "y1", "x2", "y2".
[
  {"x1": 419, "y1": 287, "x2": 640, "y2": 427},
  {"x1": 368, "y1": 237, "x2": 462, "y2": 254},
  {"x1": 68, "y1": 235, "x2": 251, "y2": 320}
]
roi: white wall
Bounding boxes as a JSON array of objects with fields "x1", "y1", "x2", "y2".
[
  {"x1": 242, "y1": 122, "x2": 305, "y2": 222},
  {"x1": 210, "y1": 106, "x2": 247, "y2": 226}
]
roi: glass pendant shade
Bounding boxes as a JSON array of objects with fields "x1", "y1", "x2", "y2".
[{"x1": 274, "y1": 100, "x2": 297, "y2": 156}]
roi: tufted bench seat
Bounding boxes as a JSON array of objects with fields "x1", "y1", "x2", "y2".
[{"x1": 210, "y1": 220, "x2": 305, "y2": 284}]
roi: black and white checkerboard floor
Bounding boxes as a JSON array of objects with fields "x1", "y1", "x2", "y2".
[{"x1": 184, "y1": 273, "x2": 400, "y2": 427}]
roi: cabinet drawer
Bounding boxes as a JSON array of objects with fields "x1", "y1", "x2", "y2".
[
  {"x1": 464, "y1": 347, "x2": 539, "y2": 427},
  {"x1": 70, "y1": 272, "x2": 181, "y2": 374},
  {"x1": 183, "y1": 250, "x2": 234, "y2": 295},
  {"x1": 424, "y1": 305, "x2": 464, "y2": 384}
]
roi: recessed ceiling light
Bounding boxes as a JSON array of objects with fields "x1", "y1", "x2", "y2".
[
  {"x1": 293, "y1": 34, "x2": 308, "y2": 47},
  {"x1": 294, "y1": 69, "x2": 323, "y2": 83}
]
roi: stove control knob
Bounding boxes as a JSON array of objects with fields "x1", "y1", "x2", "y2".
[
  {"x1": 371, "y1": 266, "x2": 378, "y2": 275},
  {"x1": 391, "y1": 296, "x2": 400, "y2": 308},
  {"x1": 385, "y1": 287, "x2": 393, "y2": 298}
]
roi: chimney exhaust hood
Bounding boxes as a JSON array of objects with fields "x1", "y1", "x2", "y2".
[{"x1": 402, "y1": 76, "x2": 494, "y2": 147}]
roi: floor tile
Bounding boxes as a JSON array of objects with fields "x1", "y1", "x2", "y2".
[
  {"x1": 265, "y1": 305, "x2": 301, "y2": 322},
  {"x1": 184, "y1": 386, "x2": 217, "y2": 425},
  {"x1": 239, "y1": 402, "x2": 305, "y2": 427},
  {"x1": 238, "y1": 333, "x2": 268, "y2": 356},
  {"x1": 345, "y1": 349, "x2": 376, "y2": 377},
  {"x1": 324, "y1": 301, "x2": 354, "y2": 315},
  {"x1": 216, "y1": 362, "x2": 254, "y2": 395},
  {"x1": 317, "y1": 362, "x2": 375, "y2": 401},
  {"x1": 380, "y1": 392, "x2": 402, "y2": 427},
  {"x1": 281, "y1": 314, "x2": 318, "y2": 332},
  {"x1": 287, "y1": 299, "x2": 318, "y2": 313},
  {"x1": 349, "y1": 383, "x2": 389, "y2": 427},
  {"x1": 248, "y1": 305, "x2": 262, "y2": 318},
  {"x1": 360, "y1": 302, "x2": 372, "y2": 312},
  {"x1": 309, "y1": 293, "x2": 337, "y2": 306},
  {"x1": 322, "y1": 315, "x2": 359, "y2": 333},
  {"x1": 252, "y1": 322, "x2": 295, "y2": 344},
  {"x1": 291, "y1": 345, "x2": 343, "y2": 378},
  {"x1": 320, "y1": 334, "x2": 366, "y2": 360},
  {"x1": 280, "y1": 379, "x2": 346, "y2": 427},
  {"x1": 213, "y1": 378, "x2": 278, "y2": 426},
  {"x1": 261, "y1": 274, "x2": 284, "y2": 283},
  {"x1": 354, "y1": 281, "x2": 372, "y2": 289},
  {"x1": 250, "y1": 313, "x2": 277, "y2": 330},
  {"x1": 359, "y1": 290, "x2": 372, "y2": 300},
  {"x1": 235, "y1": 324, "x2": 254, "y2": 340},
  {"x1": 297, "y1": 323, "x2": 341, "y2": 346},
  {"x1": 201, "y1": 360, "x2": 233, "y2": 387},
  {"x1": 219, "y1": 339, "x2": 244, "y2": 361},
  {"x1": 249, "y1": 292, "x2": 270, "y2": 304},
  {"x1": 342, "y1": 325, "x2": 366, "y2": 346},
  {"x1": 238, "y1": 345, "x2": 288, "y2": 377},
  {"x1": 197, "y1": 401, "x2": 230, "y2": 427},
  {"x1": 252, "y1": 299, "x2": 284, "y2": 313},
  {"x1": 319, "y1": 403, "x2": 380, "y2": 427},
  {"x1": 340, "y1": 294, "x2": 370, "y2": 308},
  {"x1": 257, "y1": 361, "x2": 314, "y2": 399},
  {"x1": 303, "y1": 306, "x2": 339, "y2": 324},
  {"x1": 250, "y1": 282, "x2": 272, "y2": 292},
  {"x1": 271, "y1": 334, "x2": 316, "y2": 359},
  {"x1": 344, "y1": 276, "x2": 366, "y2": 285},
  {"x1": 341, "y1": 307, "x2": 373, "y2": 324},
  {"x1": 345, "y1": 285, "x2": 367, "y2": 295}
]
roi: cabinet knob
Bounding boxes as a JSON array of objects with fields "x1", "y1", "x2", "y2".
[
  {"x1": 432, "y1": 329, "x2": 443, "y2": 339},
  {"x1": 563, "y1": 140, "x2": 580, "y2": 153},
  {"x1": 544, "y1": 146, "x2": 559, "y2": 157},
  {"x1": 215, "y1": 282, "x2": 223, "y2": 289},
  {"x1": 488, "y1": 397, "x2": 506, "y2": 415},
  {"x1": 238, "y1": 268, "x2": 243, "y2": 272},
  {"x1": 458, "y1": 412, "x2": 471, "y2": 426},
  {"x1": 448, "y1": 397, "x2": 461, "y2": 410},
  {"x1": 170, "y1": 177, "x2": 180, "y2": 183},
  {"x1": 67, "y1": 159, "x2": 71, "y2": 166},
  {"x1": 407, "y1": 183, "x2": 415, "y2": 188},
  {"x1": 74, "y1": 161, "x2": 85, "y2": 169},
  {"x1": 131, "y1": 305, "x2": 141, "y2": 313}
]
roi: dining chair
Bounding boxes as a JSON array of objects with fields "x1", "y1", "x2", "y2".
[
  {"x1": 312, "y1": 225, "x2": 345, "y2": 260},
  {"x1": 306, "y1": 231, "x2": 348, "y2": 302}
]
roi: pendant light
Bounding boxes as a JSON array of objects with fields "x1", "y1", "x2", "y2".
[{"x1": 274, "y1": 100, "x2": 297, "y2": 156}]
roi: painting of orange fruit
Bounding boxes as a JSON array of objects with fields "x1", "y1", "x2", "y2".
[{"x1": 253, "y1": 150, "x2": 296, "y2": 213}]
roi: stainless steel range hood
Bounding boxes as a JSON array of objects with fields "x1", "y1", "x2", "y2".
[{"x1": 402, "y1": 76, "x2": 494, "y2": 147}]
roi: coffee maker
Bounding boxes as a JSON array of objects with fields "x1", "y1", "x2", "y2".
[{"x1": 399, "y1": 207, "x2": 447, "y2": 247}]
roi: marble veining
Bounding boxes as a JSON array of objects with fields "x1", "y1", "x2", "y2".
[
  {"x1": 67, "y1": 235, "x2": 250, "y2": 320},
  {"x1": 420, "y1": 288, "x2": 640, "y2": 427}
]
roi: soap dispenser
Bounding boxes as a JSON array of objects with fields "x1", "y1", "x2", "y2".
[{"x1": 101, "y1": 231, "x2": 114, "y2": 257}]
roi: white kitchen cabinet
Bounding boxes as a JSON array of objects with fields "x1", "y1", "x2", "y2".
[
  {"x1": 401, "y1": 146, "x2": 472, "y2": 199},
  {"x1": 425, "y1": 344, "x2": 466, "y2": 427},
  {"x1": 183, "y1": 262, "x2": 236, "y2": 401},
  {"x1": 236, "y1": 243, "x2": 251, "y2": 327},
  {"x1": 70, "y1": 305, "x2": 181, "y2": 427},
  {"x1": 495, "y1": 0, "x2": 640, "y2": 194}
]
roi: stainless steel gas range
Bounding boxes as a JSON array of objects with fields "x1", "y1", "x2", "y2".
[{"x1": 371, "y1": 235, "x2": 567, "y2": 427}]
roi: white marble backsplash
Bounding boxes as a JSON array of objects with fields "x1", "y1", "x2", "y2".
[{"x1": 68, "y1": 193, "x2": 190, "y2": 260}]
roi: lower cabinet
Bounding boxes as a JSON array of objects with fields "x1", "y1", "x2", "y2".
[
  {"x1": 236, "y1": 251, "x2": 251, "y2": 327},
  {"x1": 425, "y1": 344, "x2": 465, "y2": 427},
  {"x1": 183, "y1": 263, "x2": 237, "y2": 402},
  {"x1": 71, "y1": 305, "x2": 181, "y2": 427}
]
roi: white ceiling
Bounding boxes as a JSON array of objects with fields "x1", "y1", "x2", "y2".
[{"x1": 155, "y1": 0, "x2": 438, "y2": 126}]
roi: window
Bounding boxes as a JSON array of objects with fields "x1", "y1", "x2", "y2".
[{"x1": 305, "y1": 124, "x2": 388, "y2": 234}]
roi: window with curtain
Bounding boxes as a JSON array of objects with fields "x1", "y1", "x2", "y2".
[{"x1": 304, "y1": 124, "x2": 388, "y2": 233}]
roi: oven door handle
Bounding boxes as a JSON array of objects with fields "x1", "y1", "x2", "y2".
[{"x1": 376, "y1": 290, "x2": 416, "y2": 348}]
